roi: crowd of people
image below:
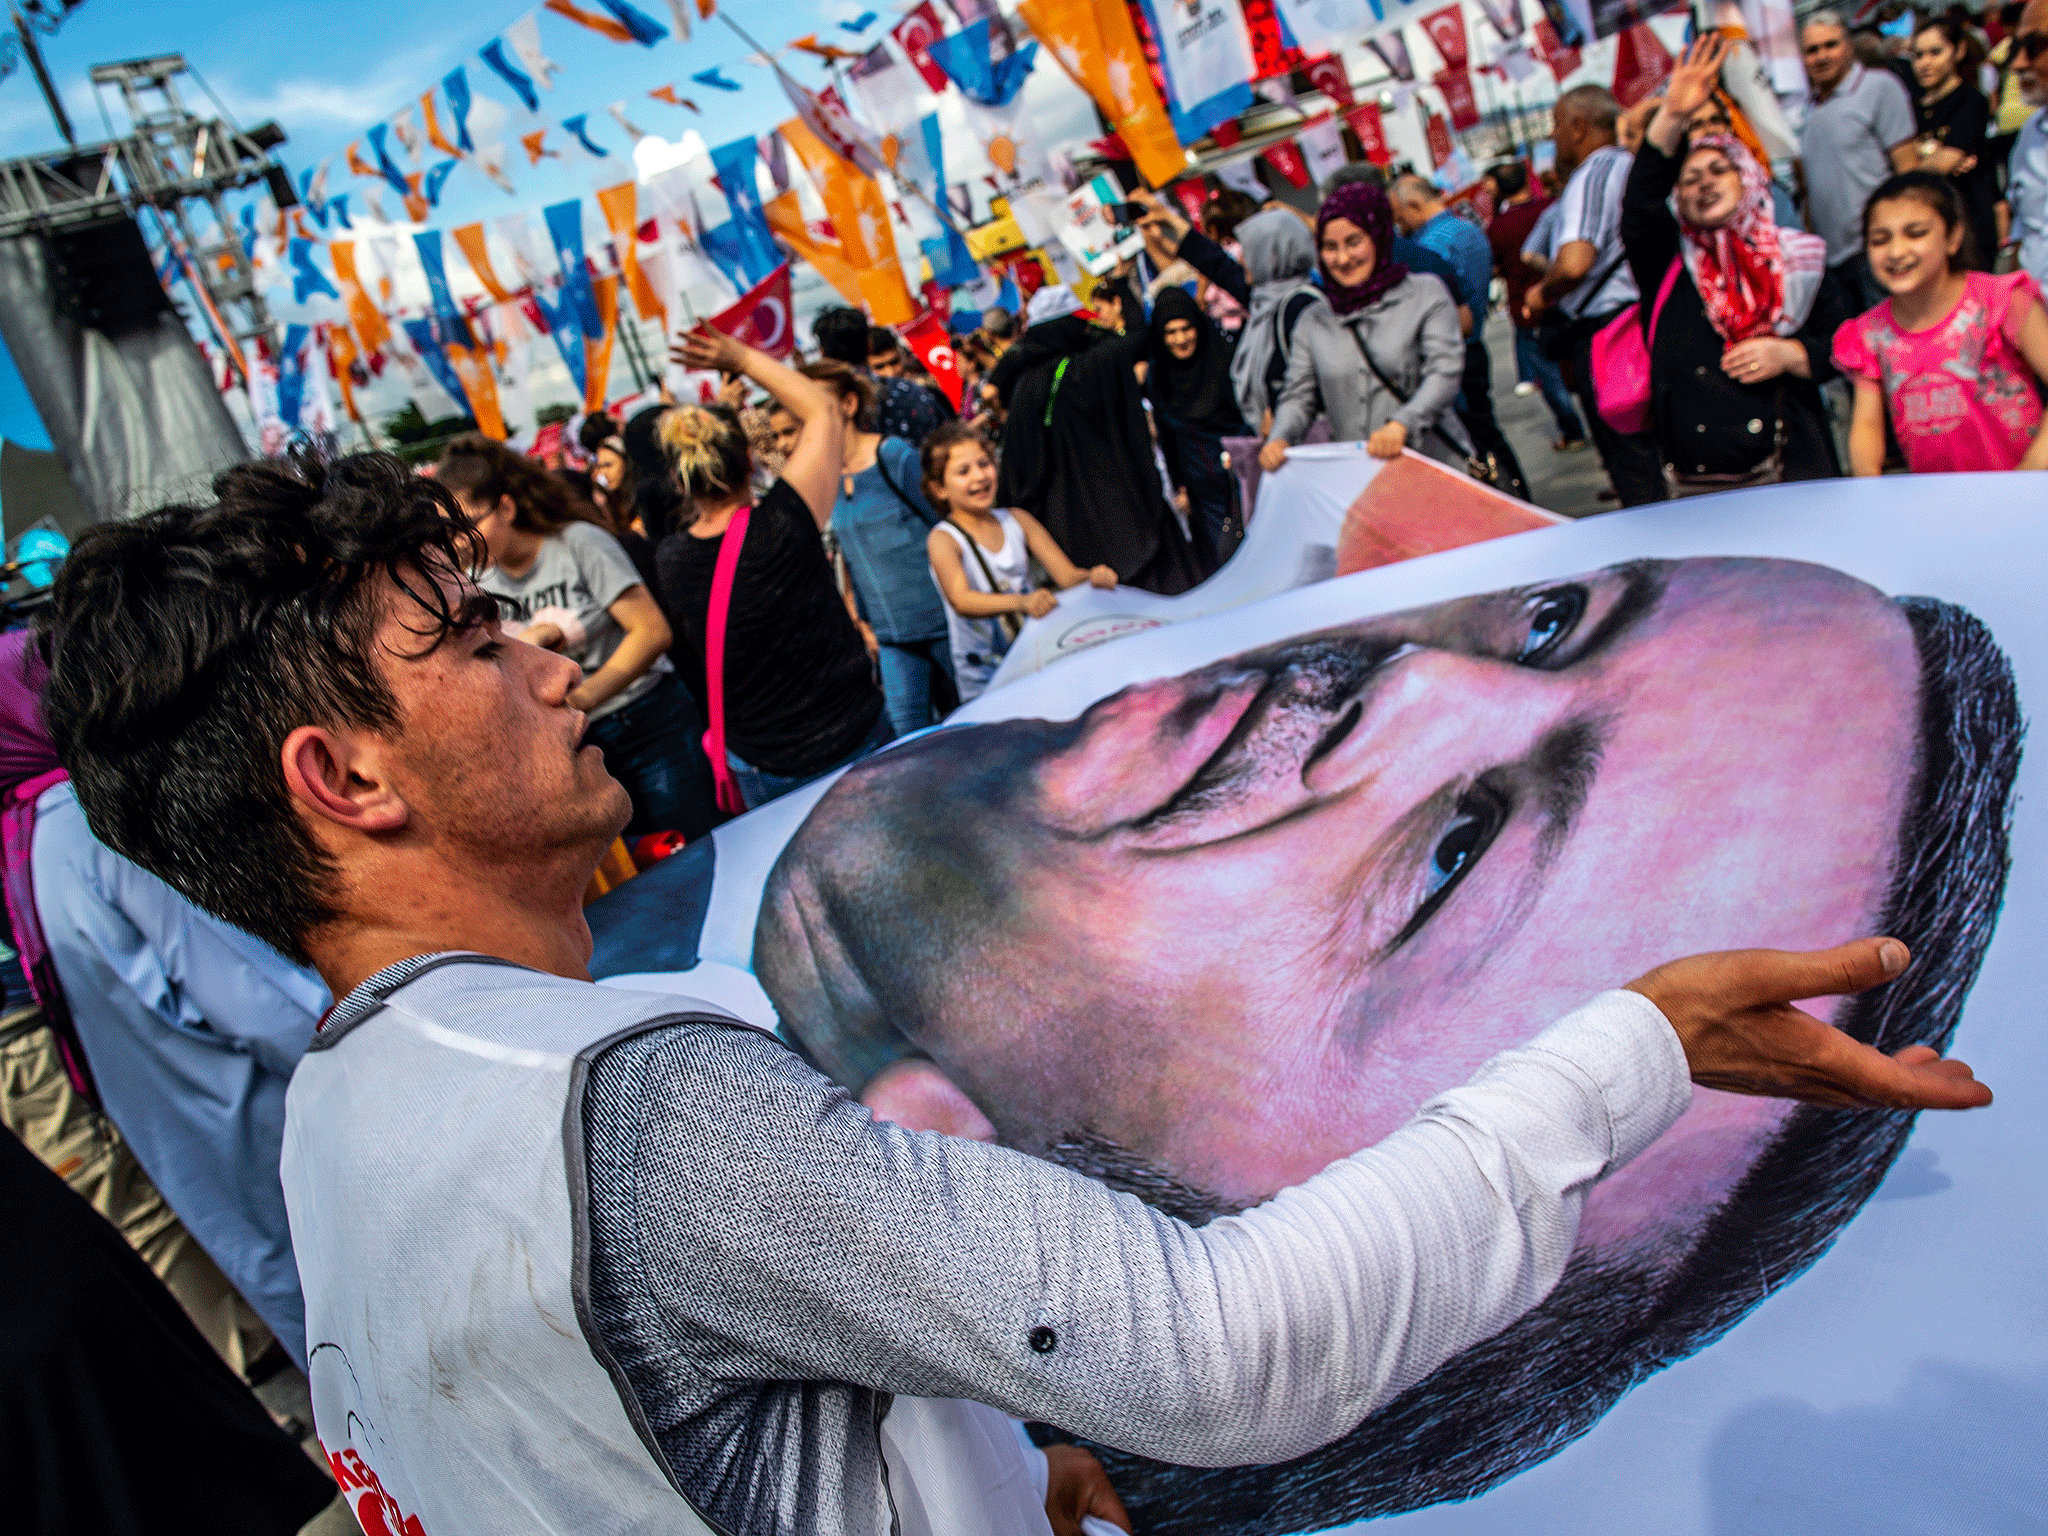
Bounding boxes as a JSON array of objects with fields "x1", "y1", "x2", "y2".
[{"x1": 5, "y1": 8, "x2": 2045, "y2": 1534}]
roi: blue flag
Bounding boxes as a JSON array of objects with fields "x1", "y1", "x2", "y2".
[
  {"x1": 709, "y1": 136, "x2": 780, "y2": 287},
  {"x1": 298, "y1": 168, "x2": 328, "y2": 229},
  {"x1": 480, "y1": 39, "x2": 540, "y2": 113},
  {"x1": 402, "y1": 317, "x2": 477, "y2": 417},
  {"x1": 329, "y1": 195, "x2": 352, "y2": 231},
  {"x1": 411, "y1": 230, "x2": 475, "y2": 348},
  {"x1": 288, "y1": 239, "x2": 340, "y2": 304},
  {"x1": 277, "y1": 324, "x2": 310, "y2": 428},
  {"x1": 924, "y1": 19, "x2": 1036, "y2": 107},
  {"x1": 365, "y1": 124, "x2": 413, "y2": 199},
  {"x1": 543, "y1": 199, "x2": 604, "y2": 340},
  {"x1": 442, "y1": 67, "x2": 475, "y2": 152},
  {"x1": 423, "y1": 160, "x2": 459, "y2": 208},
  {"x1": 840, "y1": 10, "x2": 878, "y2": 31},
  {"x1": 691, "y1": 66, "x2": 742, "y2": 92},
  {"x1": 562, "y1": 114, "x2": 610, "y2": 158},
  {"x1": 696, "y1": 221, "x2": 753, "y2": 295},
  {"x1": 592, "y1": 0, "x2": 668, "y2": 45},
  {"x1": 527, "y1": 289, "x2": 587, "y2": 398}
]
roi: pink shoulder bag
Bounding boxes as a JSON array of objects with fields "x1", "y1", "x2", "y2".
[
  {"x1": 700, "y1": 504, "x2": 751, "y2": 817},
  {"x1": 1592, "y1": 257, "x2": 1684, "y2": 436}
]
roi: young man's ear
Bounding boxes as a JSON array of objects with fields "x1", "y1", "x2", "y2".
[{"x1": 281, "y1": 725, "x2": 410, "y2": 836}]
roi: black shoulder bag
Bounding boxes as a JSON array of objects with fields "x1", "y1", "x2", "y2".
[
  {"x1": 945, "y1": 515, "x2": 1023, "y2": 640},
  {"x1": 1345, "y1": 324, "x2": 1500, "y2": 488}
]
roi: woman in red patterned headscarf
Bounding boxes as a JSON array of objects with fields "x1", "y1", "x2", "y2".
[{"x1": 1620, "y1": 34, "x2": 1845, "y2": 494}]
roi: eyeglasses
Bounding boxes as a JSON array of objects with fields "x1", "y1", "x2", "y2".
[{"x1": 2019, "y1": 32, "x2": 2048, "y2": 58}]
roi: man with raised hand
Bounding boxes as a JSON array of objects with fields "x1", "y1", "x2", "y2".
[{"x1": 36, "y1": 452, "x2": 1990, "y2": 1536}]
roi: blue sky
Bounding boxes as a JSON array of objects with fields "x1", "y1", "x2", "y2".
[{"x1": 0, "y1": 0, "x2": 872, "y2": 228}]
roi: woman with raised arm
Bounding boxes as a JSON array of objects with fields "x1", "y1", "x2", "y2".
[
  {"x1": 1620, "y1": 34, "x2": 1845, "y2": 494},
  {"x1": 654, "y1": 327, "x2": 890, "y2": 811}
]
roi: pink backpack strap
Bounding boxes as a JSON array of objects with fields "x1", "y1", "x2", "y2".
[
  {"x1": 1, "y1": 767, "x2": 99, "y2": 1107},
  {"x1": 1646, "y1": 256, "x2": 1684, "y2": 349},
  {"x1": 699, "y1": 504, "x2": 752, "y2": 817}
]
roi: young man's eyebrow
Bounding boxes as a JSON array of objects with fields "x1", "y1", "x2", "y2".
[{"x1": 1532, "y1": 715, "x2": 1612, "y2": 871}]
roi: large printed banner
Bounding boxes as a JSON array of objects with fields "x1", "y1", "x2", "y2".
[{"x1": 586, "y1": 466, "x2": 2044, "y2": 1535}]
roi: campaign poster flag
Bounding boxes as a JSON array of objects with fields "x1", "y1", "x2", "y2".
[{"x1": 1135, "y1": 0, "x2": 1259, "y2": 144}]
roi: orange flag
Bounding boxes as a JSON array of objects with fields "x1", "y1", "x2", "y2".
[
  {"x1": 779, "y1": 119, "x2": 915, "y2": 325},
  {"x1": 583, "y1": 274, "x2": 620, "y2": 414},
  {"x1": 1015, "y1": 0, "x2": 1185, "y2": 188},
  {"x1": 521, "y1": 130, "x2": 554, "y2": 165},
  {"x1": 544, "y1": 0, "x2": 636, "y2": 42},
  {"x1": 402, "y1": 172, "x2": 430, "y2": 224},
  {"x1": 422, "y1": 90, "x2": 463, "y2": 160},
  {"x1": 595, "y1": 182, "x2": 665, "y2": 322},
  {"x1": 327, "y1": 241, "x2": 390, "y2": 354},
  {"x1": 445, "y1": 339, "x2": 509, "y2": 439},
  {"x1": 696, "y1": 0, "x2": 715, "y2": 15},
  {"x1": 451, "y1": 223, "x2": 516, "y2": 304},
  {"x1": 345, "y1": 141, "x2": 379, "y2": 179},
  {"x1": 326, "y1": 325, "x2": 364, "y2": 424},
  {"x1": 649, "y1": 84, "x2": 699, "y2": 111},
  {"x1": 763, "y1": 189, "x2": 864, "y2": 308}
]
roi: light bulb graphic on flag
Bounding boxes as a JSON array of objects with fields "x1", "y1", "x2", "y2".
[
  {"x1": 880, "y1": 132, "x2": 901, "y2": 171},
  {"x1": 988, "y1": 135, "x2": 1018, "y2": 176}
]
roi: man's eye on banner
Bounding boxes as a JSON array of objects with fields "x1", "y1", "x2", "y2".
[{"x1": 587, "y1": 461, "x2": 2032, "y2": 1536}]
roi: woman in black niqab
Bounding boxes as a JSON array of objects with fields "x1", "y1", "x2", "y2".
[
  {"x1": 988, "y1": 287, "x2": 1201, "y2": 596},
  {"x1": 1145, "y1": 286, "x2": 1250, "y2": 573}
]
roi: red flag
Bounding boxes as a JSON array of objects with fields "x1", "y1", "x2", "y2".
[
  {"x1": 1436, "y1": 68, "x2": 1481, "y2": 131},
  {"x1": 1532, "y1": 18, "x2": 1581, "y2": 83},
  {"x1": 900, "y1": 311, "x2": 963, "y2": 409},
  {"x1": 1170, "y1": 178, "x2": 1209, "y2": 225},
  {"x1": 1425, "y1": 112, "x2": 1454, "y2": 169},
  {"x1": 1261, "y1": 139, "x2": 1310, "y2": 189},
  {"x1": 1305, "y1": 54, "x2": 1354, "y2": 107},
  {"x1": 1344, "y1": 102, "x2": 1392, "y2": 166},
  {"x1": 1613, "y1": 22, "x2": 1673, "y2": 108},
  {"x1": 707, "y1": 262, "x2": 795, "y2": 359},
  {"x1": 1419, "y1": 4, "x2": 1469, "y2": 71},
  {"x1": 1210, "y1": 117, "x2": 1243, "y2": 148},
  {"x1": 893, "y1": 1, "x2": 950, "y2": 92},
  {"x1": 1239, "y1": 0, "x2": 1304, "y2": 78}
]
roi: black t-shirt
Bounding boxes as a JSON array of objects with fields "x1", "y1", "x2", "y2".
[
  {"x1": 656, "y1": 478, "x2": 882, "y2": 778},
  {"x1": 1916, "y1": 84, "x2": 2000, "y2": 267}
]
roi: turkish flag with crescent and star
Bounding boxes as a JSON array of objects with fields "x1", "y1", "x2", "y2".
[
  {"x1": 899, "y1": 311, "x2": 963, "y2": 410},
  {"x1": 708, "y1": 262, "x2": 794, "y2": 359},
  {"x1": 893, "y1": 2, "x2": 951, "y2": 93},
  {"x1": 1420, "y1": 4, "x2": 1470, "y2": 71}
]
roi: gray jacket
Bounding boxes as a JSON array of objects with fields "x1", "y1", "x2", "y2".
[{"x1": 1269, "y1": 272, "x2": 1473, "y2": 465}]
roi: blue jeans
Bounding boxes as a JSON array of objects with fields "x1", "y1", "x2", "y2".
[
  {"x1": 875, "y1": 637, "x2": 959, "y2": 737},
  {"x1": 584, "y1": 670, "x2": 726, "y2": 842},
  {"x1": 728, "y1": 711, "x2": 896, "y2": 810},
  {"x1": 1514, "y1": 326, "x2": 1586, "y2": 442}
]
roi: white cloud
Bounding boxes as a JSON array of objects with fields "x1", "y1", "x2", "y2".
[{"x1": 634, "y1": 130, "x2": 705, "y2": 180}]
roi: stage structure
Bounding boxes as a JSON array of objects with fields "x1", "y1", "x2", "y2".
[{"x1": 0, "y1": 53, "x2": 288, "y2": 521}]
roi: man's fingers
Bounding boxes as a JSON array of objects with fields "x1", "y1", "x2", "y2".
[
  {"x1": 1821, "y1": 1030, "x2": 1993, "y2": 1110},
  {"x1": 1727, "y1": 937, "x2": 1910, "y2": 1008}
]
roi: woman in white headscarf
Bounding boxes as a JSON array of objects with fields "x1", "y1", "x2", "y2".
[
  {"x1": 1621, "y1": 35, "x2": 1846, "y2": 493},
  {"x1": 1225, "y1": 210, "x2": 1328, "y2": 433}
]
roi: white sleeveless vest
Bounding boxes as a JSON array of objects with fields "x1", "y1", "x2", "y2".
[{"x1": 282, "y1": 954, "x2": 1055, "y2": 1536}]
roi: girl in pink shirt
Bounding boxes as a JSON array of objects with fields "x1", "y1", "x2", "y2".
[{"x1": 1834, "y1": 170, "x2": 2048, "y2": 475}]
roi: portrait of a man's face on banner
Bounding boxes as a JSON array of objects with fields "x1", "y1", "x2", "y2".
[{"x1": 588, "y1": 465, "x2": 2043, "y2": 1536}]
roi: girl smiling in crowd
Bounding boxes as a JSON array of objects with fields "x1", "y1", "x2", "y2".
[
  {"x1": 1835, "y1": 172, "x2": 2048, "y2": 475},
  {"x1": 921, "y1": 423, "x2": 1115, "y2": 704}
]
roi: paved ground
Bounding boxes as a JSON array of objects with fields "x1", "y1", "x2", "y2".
[{"x1": 1481, "y1": 316, "x2": 1614, "y2": 521}]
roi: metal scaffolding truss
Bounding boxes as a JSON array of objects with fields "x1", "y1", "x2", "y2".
[{"x1": 0, "y1": 54, "x2": 289, "y2": 367}]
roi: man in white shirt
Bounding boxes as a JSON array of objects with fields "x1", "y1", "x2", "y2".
[
  {"x1": 1523, "y1": 84, "x2": 1664, "y2": 504},
  {"x1": 2003, "y1": 0, "x2": 2048, "y2": 287},
  {"x1": 1798, "y1": 11, "x2": 1919, "y2": 312},
  {"x1": 35, "y1": 453, "x2": 1991, "y2": 1536}
]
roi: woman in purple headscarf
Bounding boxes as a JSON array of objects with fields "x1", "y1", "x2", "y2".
[{"x1": 1256, "y1": 177, "x2": 1474, "y2": 473}]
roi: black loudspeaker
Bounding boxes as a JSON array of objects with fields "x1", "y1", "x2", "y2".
[{"x1": 43, "y1": 214, "x2": 171, "y2": 336}]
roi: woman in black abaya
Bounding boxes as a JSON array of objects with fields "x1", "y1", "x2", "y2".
[
  {"x1": 1145, "y1": 286, "x2": 1250, "y2": 574},
  {"x1": 989, "y1": 285, "x2": 1201, "y2": 596}
]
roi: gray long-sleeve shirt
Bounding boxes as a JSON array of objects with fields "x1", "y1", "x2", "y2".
[
  {"x1": 1267, "y1": 272, "x2": 1472, "y2": 463},
  {"x1": 578, "y1": 988, "x2": 1691, "y2": 1535}
]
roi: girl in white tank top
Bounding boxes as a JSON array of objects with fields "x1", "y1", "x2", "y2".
[{"x1": 921, "y1": 427, "x2": 1119, "y2": 703}]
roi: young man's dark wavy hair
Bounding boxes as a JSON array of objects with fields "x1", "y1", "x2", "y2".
[{"x1": 37, "y1": 452, "x2": 483, "y2": 965}]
